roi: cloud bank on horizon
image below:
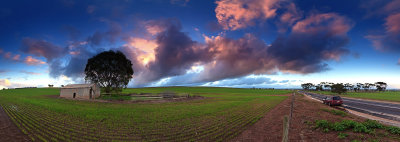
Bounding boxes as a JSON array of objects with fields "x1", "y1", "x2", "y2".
[{"x1": 0, "y1": 0, "x2": 400, "y2": 89}]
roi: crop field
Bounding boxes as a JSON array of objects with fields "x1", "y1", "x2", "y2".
[
  {"x1": 309, "y1": 91, "x2": 400, "y2": 102},
  {"x1": 0, "y1": 87, "x2": 291, "y2": 141}
]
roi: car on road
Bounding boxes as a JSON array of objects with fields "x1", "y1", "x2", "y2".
[{"x1": 322, "y1": 96, "x2": 343, "y2": 106}]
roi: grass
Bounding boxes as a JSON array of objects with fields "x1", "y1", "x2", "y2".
[
  {"x1": 310, "y1": 91, "x2": 400, "y2": 102},
  {"x1": 314, "y1": 119, "x2": 399, "y2": 135},
  {"x1": 320, "y1": 108, "x2": 348, "y2": 117},
  {"x1": 0, "y1": 87, "x2": 292, "y2": 141}
]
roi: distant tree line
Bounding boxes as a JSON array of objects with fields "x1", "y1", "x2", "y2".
[{"x1": 301, "y1": 82, "x2": 387, "y2": 94}]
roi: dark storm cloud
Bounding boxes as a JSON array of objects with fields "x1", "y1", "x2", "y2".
[
  {"x1": 86, "y1": 22, "x2": 122, "y2": 46},
  {"x1": 49, "y1": 59, "x2": 64, "y2": 78},
  {"x1": 132, "y1": 19, "x2": 213, "y2": 85},
  {"x1": 194, "y1": 13, "x2": 352, "y2": 83},
  {"x1": 48, "y1": 46, "x2": 104, "y2": 79},
  {"x1": 21, "y1": 38, "x2": 67, "y2": 61},
  {"x1": 197, "y1": 34, "x2": 273, "y2": 83}
]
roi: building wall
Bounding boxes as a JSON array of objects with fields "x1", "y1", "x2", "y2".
[
  {"x1": 60, "y1": 88, "x2": 90, "y2": 99},
  {"x1": 60, "y1": 85, "x2": 101, "y2": 99}
]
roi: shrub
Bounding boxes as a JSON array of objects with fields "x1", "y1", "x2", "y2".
[
  {"x1": 353, "y1": 123, "x2": 370, "y2": 133},
  {"x1": 315, "y1": 120, "x2": 330, "y2": 129},
  {"x1": 341, "y1": 120, "x2": 357, "y2": 128},
  {"x1": 333, "y1": 122, "x2": 347, "y2": 131},
  {"x1": 385, "y1": 126, "x2": 400, "y2": 135},
  {"x1": 363, "y1": 120, "x2": 383, "y2": 129},
  {"x1": 338, "y1": 132, "x2": 348, "y2": 139}
]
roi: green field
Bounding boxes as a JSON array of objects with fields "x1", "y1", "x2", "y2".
[
  {"x1": 0, "y1": 87, "x2": 291, "y2": 141},
  {"x1": 309, "y1": 91, "x2": 400, "y2": 102}
]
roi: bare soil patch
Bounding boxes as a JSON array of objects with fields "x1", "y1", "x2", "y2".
[
  {"x1": 232, "y1": 94, "x2": 399, "y2": 142},
  {"x1": 0, "y1": 106, "x2": 31, "y2": 142}
]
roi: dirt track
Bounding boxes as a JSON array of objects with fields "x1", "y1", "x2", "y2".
[{"x1": 0, "y1": 106, "x2": 30, "y2": 142}]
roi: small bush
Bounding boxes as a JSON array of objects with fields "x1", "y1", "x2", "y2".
[
  {"x1": 385, "y1": 126, "x2": 400, "y2": 135},
  {"x1": 333, "y1": 122, "x2": 347, "y2": 131},
  {"x1": 338, "y1": 132, "x2": 348, "y2": 139},
  {"x1": 363, "y1": 120, "x2": 383, "y2": 129},
  {"x1": 341, "y1": 120, "x2": 357, "y2": 128},
  {"x1": 315, "y1": 120, "x2": 330, "y2": 129},
  {"x1": 353, "y1": 123, "x2": 370, "y2": 133}
]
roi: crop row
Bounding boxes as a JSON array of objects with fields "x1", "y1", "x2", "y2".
[{"x1": 1, "y1": 100, "x2": 274, "y2": 141}]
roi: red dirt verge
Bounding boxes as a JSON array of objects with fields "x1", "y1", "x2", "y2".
[
  {"x1": 232, "y1": 94, "x2": 399, "y2": 142},
  {"x1": 0, "y1": 106, "x2": 30, "y2": 142}
]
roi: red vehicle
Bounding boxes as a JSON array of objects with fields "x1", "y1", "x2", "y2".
[{"x1": 322, "y1": 96, "x2": 343, "y2": 106}]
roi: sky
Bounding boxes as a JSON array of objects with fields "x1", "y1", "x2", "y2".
[{"x1": 0, "y1": 0, "x2": 400, "y2": 89}]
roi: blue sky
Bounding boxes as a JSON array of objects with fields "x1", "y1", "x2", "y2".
[{"x1": 0, "y1": 0, "x2": 400, "y2": 89}]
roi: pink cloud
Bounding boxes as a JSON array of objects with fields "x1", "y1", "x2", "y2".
[
  {"x1": 215, "y1": 0, "x2": 279, "y2": 30},
  {"x1": 398, "y1": 58, "x2": 400, "y2": 65},
  {"x1": 22, "y1": 38, "x2": 66, "y2": 61},
  {"x1": 24, "y1": 56, "x2": 46, "y2": 65},
  {"x1": 4, "y1": 52, "x2": 12, "y2": 59},
  {"x1": 385, "y1": 13, "x2": 400, "y2": 34},
  {"x1": 69, "y1": 51, "x2": 80, "y2": 55},
  {"x1": 366, "y1": 12, "x2": 400, "y2": 52},
  {"x1": 292, "y1": 13, "x2": 352, "y2": 35},
  {"x1": 384, "y1": 0, "x2": 400, "y2": 14},
  {"x1": 12, "y1": 54, "x2": 20, "y2": 61}
]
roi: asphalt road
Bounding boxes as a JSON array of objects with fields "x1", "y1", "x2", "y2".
[{"x1": 300, "y1": 91, "x2": 400, "y2": 123}]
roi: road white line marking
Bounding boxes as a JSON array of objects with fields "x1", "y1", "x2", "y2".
[
  {"x1": 345, "y1": 105, "x2": 400, "y2": 120},
  {"x1": 342, "y1": 99, "x2": 400, "y2": 110}
]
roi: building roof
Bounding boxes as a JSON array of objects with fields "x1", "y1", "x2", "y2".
[{"x1": 62, "y1": 84, "x2": 96, "y2": 89}]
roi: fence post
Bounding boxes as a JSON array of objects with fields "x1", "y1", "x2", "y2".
[
  {"x1": 283, "y1": 92, "x2": 295, "y2": 142},
  {"x1": 282, "y1": 115, "x2": 289, "y2": 142}
]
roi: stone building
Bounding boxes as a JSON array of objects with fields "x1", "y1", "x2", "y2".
[{"x1": 60, "y1": 84, "x2": 100, "y2": 99}]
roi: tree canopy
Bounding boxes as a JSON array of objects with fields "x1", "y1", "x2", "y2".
[
  {"x1": 331, "y1": 83, "x2": 347, "y2": 94},
  {"x1": 84, "y1": 50, "x2": 134, "y2": 93}
]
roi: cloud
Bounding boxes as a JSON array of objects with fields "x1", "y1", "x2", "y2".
[
  {"x1": 204, "y1": 76, "x2": 277, "y2": 87},
  {"x1": 276, "y1": 2, "x2": 303, "y2": 33},
  {"x1": 127, "y1": 19, "x2": 212, "y2": 86},
  {"x1": 0, "y1": 79, "x2": 28, "y2": 89},
  {"x1": 197, "y1": 34, "x2": 273, "y2": 82},
  {"x1": 366, "y1": 13, "x2": 400, "y2": 52},
  {"x1": 1, "y1": 51, "x2": 45, "y2": 66},
  {"x1": 215, "y1": 0, "x2": 279, "y2": 30},
  {"x1": 3, "y1": 52, "x2": 11, "y2": 59},
  {"x1": 0, "y1": 79, "x2": 11, "y2": 86},
  {"x1": 41, "y1": 14, "x2": 352, "y2": 87},
  {"x1": 12, "y1": 54, "x2": 20, "y2": 61},
  {"x1": 24, "y1": 56, "x2": 46, "y2": 65},
  {"x1": 20, "y1": 71, "x2": 41, "y2": 75},
  {"x1": 385, "y1": 13, "x2": 400, "y2": 34},
  {"x1": 361, "y1": 0, "x2": 400, "y2": 18},
  {"x1": 21, "y1": 38, "x2": 67, "y2": 61},
  {"x1": 269, "y1": 13, "x2": 351, "y2": 73},
  {"x1": 86, "y1": 22, "x2": 121, "y2": 46},
  {"x1": 0, "y1": 70, "x2": 8, "y2": 74},
  {"x1": 195, "y1": 13, "x2": 351, "y2": 82}
]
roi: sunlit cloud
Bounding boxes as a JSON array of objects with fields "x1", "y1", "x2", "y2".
[
  {"x1": 215, "y1": 0, "x2": 279, "y2": 30},
  {"x1": 12, "y1": 54, "x2": 20, "y2": 61},
  {"x1": 24, "y1": 56, "x2": 46, "y2": 65}
]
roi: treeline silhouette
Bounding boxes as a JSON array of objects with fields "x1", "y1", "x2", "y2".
[{"x1": 301, "y1": 82, "x2": 387, "y2": 94}]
